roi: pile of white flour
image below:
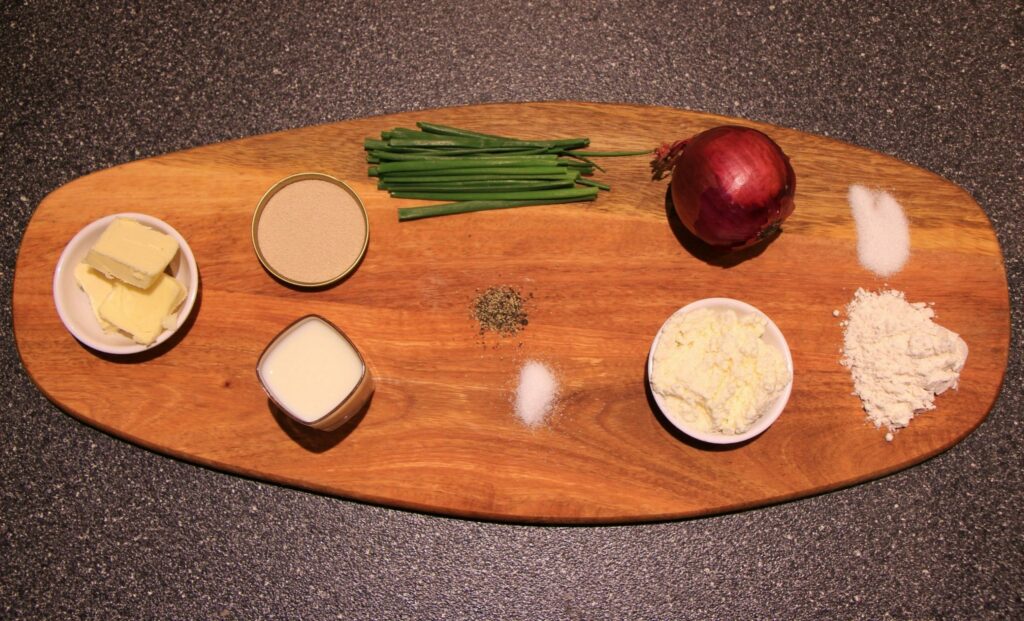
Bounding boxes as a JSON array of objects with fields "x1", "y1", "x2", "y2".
[{"x1": 841, "y1": 289, "x2": 968, "y2": 431}]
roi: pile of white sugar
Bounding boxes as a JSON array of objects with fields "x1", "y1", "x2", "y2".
[
  {"x1": 848, "y1": 185, "x2": 910, "y2": 278},
  {"x1": 514, "y1": 360, "x2": 559, "y2": 427},
  {"x1": 841, "y1": 289, "x2": 968, "y2": 432}
]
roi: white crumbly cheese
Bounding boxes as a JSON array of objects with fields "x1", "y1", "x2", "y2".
[
  {"x1": 841, "y1": 289, "x2": 967, "y2": 431},
  {"x1": 651, "y1": 308, "x2": 791, "y2": 435}
]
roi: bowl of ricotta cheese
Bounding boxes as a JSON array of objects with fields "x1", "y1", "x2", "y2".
[{"x1": 647, "y1": 298, "x2": 793, "y2": 445}]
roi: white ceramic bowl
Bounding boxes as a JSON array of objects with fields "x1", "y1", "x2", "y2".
[
  {"x1": 647, "y1": 297, "x2": 793, "y2": 445},
  {"x1": 53, "y1": 212, "x2": 199, "y2": 355}
]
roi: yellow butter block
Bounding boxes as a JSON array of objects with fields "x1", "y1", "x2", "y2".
[
  {"x1": 99, "y1": 273, "x2": 186, "y2": 345},
  {"x1": 73, "y1": 263, "x2": 117, "y2": 332},
  {"x1": 84, "y1": 218, "x2": 179, "y2": 289}
]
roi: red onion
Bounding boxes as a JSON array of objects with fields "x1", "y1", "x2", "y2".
[{"x1": 652, "y1": 125, "x2": 796, "y2": 250}]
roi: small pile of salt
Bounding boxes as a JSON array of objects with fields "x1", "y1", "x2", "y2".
[
  {"x1": 848, "y1": 185, "x2": 910, "y2": 278},
  {"x1": 514, "y1": 360, "x2": 559, "y2": 427}
]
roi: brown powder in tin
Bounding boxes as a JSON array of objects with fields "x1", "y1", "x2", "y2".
[{"x1": 257, "y1": 179, "x2": 367, "y2": 284}]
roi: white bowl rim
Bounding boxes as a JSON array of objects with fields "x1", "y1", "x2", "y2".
[
  {"x1": 647, "y1": 297, "x2": 794, "y2": 445},
  {"x1": 52, "y1": 212, "x2": 199, "y2": 355}
]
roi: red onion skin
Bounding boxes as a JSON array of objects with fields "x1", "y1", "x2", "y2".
[{"x1": 666, "y1": 126, "x2": 796, "y2": 250}]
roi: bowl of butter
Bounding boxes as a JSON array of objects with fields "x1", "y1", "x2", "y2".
[
  {"x1": 53, "y1": 213, "x2": 199, "y2": 355},
  {"x1": 647, "y1": 298, "x2": 793, "y2": 445}
]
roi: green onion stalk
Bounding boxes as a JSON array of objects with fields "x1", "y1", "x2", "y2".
[{"x1": 365, "y1": 121, "x2": 651, "y2": 221}]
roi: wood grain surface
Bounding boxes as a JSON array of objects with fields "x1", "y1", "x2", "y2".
[{"x1": 12, "y1": 102, "x2": 1010, "y2": 523}]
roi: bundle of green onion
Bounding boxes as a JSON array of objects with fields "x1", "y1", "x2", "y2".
[{"x1": 365, "y1": 121, "x2": 647, "y2": 221}]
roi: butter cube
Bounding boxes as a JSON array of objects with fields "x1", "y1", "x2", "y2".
[
  {"x1": 99, "y1": 273, "x2": 186, "y2": 345},
  {"x1": 84, "y1": 218, "x2": 179, "y2": 289},
  {"x1": 73, "y1": 263, "x2": 117, "y2": 332}
]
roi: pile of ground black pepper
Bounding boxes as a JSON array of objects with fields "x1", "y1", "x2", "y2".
[{"x1": 472, "y1": 285, "x2": 531, "y2": 336}]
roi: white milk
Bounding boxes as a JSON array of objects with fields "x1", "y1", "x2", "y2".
[{"x1": 259, "y1": 317, "x2": 364, "y2": 423}]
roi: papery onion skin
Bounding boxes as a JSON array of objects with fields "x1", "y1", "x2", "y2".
[{"x1": 656, "y1": 125, "x2": 796, "y2": 250}]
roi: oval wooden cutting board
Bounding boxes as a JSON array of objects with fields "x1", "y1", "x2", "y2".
[{"x1": 13, "y1": 102, "x2": 1009, "y2": 524}]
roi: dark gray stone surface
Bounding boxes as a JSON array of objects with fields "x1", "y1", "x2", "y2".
[{"x1": 2, "y1": 1, "x2": 1021, "y2": 618}]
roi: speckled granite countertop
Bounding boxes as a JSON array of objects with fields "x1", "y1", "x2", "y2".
[{"x1": 2, "y1": 1, "x2": 1021, "y2": 619}]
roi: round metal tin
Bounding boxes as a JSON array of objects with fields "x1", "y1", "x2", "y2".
[{"x1": 251, "y1": 172, "x2": 369, "y2": 288}]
